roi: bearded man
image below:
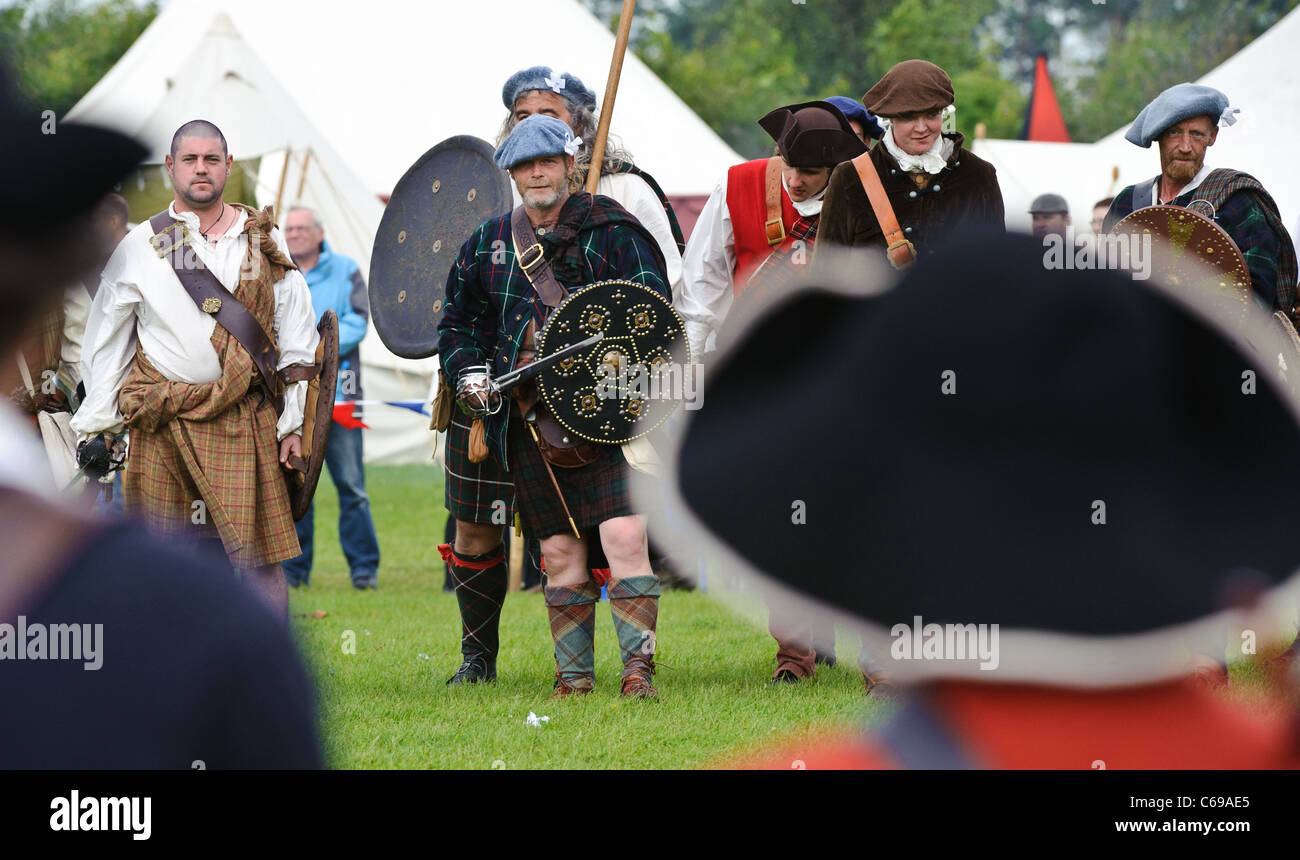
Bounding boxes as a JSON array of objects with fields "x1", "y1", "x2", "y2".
[
  {"x1": 72, "y1": 120, "x2": 320, "y2": 618},
  {"x1": 1102, "y1": 83, "x2": 1297, "y2": 315},
  {"x1": 438, "y1": 115, "x2": 670, "y2": 697},
  {"x1": 439, "y1": 65, "x2": 691, "y2": 686}
]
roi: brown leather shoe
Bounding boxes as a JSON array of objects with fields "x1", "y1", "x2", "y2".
[
  {"x1": 549, "y1": 674, "x2": 594, "y2": 698},
  {"x1": 620, "y1": 656, "x2": 657, "y2": 698}
]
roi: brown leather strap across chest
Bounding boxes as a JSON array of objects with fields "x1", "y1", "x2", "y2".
[
  {"x1": 851, "y1": 152, "x2": 916, "y2": 270},
  {"x1": 763, "y1": 156, "x2": 786, "y2": 246},
  {"x1": 510, "y1": 205, "x2": 569, "y2": 308},
  {"x1": 147, "y1": 210, "x2": 284, "y2": 410}
]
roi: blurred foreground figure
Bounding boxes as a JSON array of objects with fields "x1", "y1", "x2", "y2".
[
  {"x1": 0, "y1": 63, "x2": 320, "y2": 768},
  {"x1": 656, "y1": 230, "x2": 1300, "y2": 768}
]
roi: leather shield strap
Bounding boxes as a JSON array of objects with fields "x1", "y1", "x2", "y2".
[
  {"x1": 510, "y1": 206, "x2": 569, "y2": 308},
  {"x1": 764, "y1": 156, "x2": 786, "y2": 246},
  {"x1": 147, "y1": 211, "x2": 285, "y2": 411},
  {"x1": 851, "y1": 153, "x2": 916, "y2": 270}
]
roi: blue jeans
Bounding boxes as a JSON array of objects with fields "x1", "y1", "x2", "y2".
[{"x1": 283, "y1": 425, "x2": 380, "y2": 585}]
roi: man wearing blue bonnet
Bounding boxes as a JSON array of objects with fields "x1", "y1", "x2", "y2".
[
  {"x1": 438, "y1": 114, "x2": 670, "y2": 698},
  {"x1": 1103, "y1": 82, "x2": 1297, "y2": 317}
]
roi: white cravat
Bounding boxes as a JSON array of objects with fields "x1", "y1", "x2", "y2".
[
  {"x1": 882, "y1": 128, "x2": 954, "y2": 175},
  {"x1": 784, "y1": 176, "x2": 827, "y2": 217}
]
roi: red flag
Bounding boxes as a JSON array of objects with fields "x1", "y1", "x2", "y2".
[
  {"x1": 332, "y1": 403, "x2": 370, "y2": 429},
  {"x1": 1020, "y1": 53, "x2": 1070, "y2": 142}
]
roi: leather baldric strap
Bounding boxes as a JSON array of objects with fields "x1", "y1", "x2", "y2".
[
  {"x1": 763, "y1": 156, "x2": 786, "y2": 246},
  {"x1": 510, "y1": 206, "x2": 569, "y2": 308},
  {"x1": 147, "y1": 211, "x2": 285, "y2": 411},
  {"x1": 851, "y1": 152, "x2": 916, "y2": 270}
]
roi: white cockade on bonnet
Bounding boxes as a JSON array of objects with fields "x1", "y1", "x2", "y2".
[
  {"x1": 564, "y1": 135, "x2": 583, "y2": 156},
  {"x1": 545, "y1": 74, "x2": 566, "y2": 94}
]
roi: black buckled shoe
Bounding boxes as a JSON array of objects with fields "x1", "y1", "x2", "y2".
[{"x1": 446, "y1": 653, "x2": 497, "y2": 685}]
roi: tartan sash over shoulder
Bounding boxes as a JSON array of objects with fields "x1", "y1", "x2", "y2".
[{"x1": 1189, "y1": 168, "x2": 1299, "y2": 321}]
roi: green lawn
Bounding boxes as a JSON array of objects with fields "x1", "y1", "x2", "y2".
[{"x1": 291, "y1": 463, "x2": 885, "y2": 769}]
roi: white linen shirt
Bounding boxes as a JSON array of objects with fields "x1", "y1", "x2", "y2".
[
  {"x1": 675, "y1": 170, "x2": 824, "y2": 359},
  {"x1": 72, "y1": 203, "x2": 319, "y2": 442}
]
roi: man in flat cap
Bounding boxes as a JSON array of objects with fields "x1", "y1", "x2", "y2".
[
  {"x1": 1103, "y1": 83, "x2": 1297, "y2": 317},
  {"x1": 1029, "y1": 193, "x2": 1070, "y2": 241},
  {"x1": 438, "y1": 114, "x2": 670, "y2": 698},
  {"x1": 819, "y1": 60, "x2": 1005, "y2": 260},
  {"x1": 438, "y1": 65, "x2": 691, "y2": 686},
  {"x1": 675, "y1": 100, "x2": 866, "y2": 683}
]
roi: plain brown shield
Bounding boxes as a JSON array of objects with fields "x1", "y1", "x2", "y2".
[{"x1": 287, "y1": 309, "x2": 339, "y2": 521}]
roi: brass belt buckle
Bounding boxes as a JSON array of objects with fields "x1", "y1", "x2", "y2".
[
  {"x1": 200, "y1": 297, "x2": 222, "y2": 314},
  {"x1": 764, "y1": 218, "x2": 786, "y2": 246},
  {"x1": 518, "y1": 243, "x2": 545, "y2": 271}
]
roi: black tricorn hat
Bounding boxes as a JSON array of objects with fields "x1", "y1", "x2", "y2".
[
  {"x1": 0, "y1": 59, "x2": 145, "y2": 239},
  {"x1": 758, "y1": 100, "x2": 868, "y2": 169},
  {"x1": 643, "y1": 230, "x2": 1300, "y2": 687}
]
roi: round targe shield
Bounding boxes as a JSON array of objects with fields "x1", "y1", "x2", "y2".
[
  {"x1": 1111, "y1": 205, "x2": 1251, "y2": 313},
  {"x1": 288, "y1": 310, "x2": 339, "y2": 521},
  {"x1": 536, "y1": 280, "x2": 691, "y2": 444},
  {"x1": 369, "y1": 135, "x2": 513, "y2": 358}
]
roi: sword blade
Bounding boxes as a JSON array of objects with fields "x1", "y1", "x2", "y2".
[{"x1": 494, "y1": 331, "x2": 604, "y2": 393}]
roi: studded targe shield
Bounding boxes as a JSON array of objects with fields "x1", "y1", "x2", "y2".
[
  {"x1": 1110, "y1": 205, "x2": 1251, "y2": 311},
  {"x1": 535, "y1": 280, "x2": 691, "y2": 444},
  {"x1": 368, "y1": 135, "x2": 513, "y2": 358},
  {"x1": 287, "y1": 310, "x2": 339, "y2": 521}
]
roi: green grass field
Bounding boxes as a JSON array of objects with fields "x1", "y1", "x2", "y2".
[{"x1": 290, "y1": 463, "x2": 887, "y2": 769}]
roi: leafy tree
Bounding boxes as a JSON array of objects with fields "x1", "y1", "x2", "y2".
[{"x1": 0, "y1": 0, "x2": 157, "y2": 116}]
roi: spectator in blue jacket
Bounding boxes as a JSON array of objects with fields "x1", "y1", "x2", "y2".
[{"x1": 282, "y1": 205, "x2": 381, "y2": 590}]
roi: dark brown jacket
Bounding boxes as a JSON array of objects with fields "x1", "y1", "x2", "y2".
[{"x1": 818, "y1": 133, "x2": 1005, "y2": 257}]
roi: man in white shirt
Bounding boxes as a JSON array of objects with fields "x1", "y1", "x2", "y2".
[
  {"x1": 72, "y1": 120, "x2": 320, "y2": 617},
  {"x1": 674, "y1": 101, "x2": 867, "y2": 683}
]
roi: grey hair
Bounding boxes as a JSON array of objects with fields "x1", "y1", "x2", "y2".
[
  {"x1": 287, "y1": 203, "x2": 322, "y2": 229},
  {"x1": 497, "y1": 98, "x2": 636, "y2": 192}
]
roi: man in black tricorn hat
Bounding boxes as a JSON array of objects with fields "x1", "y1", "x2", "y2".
[
  {"x1": 648, "y1": 230, "x2": 1300, "y2": 768},
  {"x1": 0, "y1": 61, "x2": 320, "y2": 769},
  {"x1": 676, "y1": 100, "x2": 866, "y2": 360},
  {"x1": 675, "y1": 100, "x2": 866, "y2": 683},
  {"x1": 818, "y1": 60, "x2": 1005, "y2": 264}
]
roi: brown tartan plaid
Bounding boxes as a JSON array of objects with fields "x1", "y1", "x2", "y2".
[
  {"x1": 506, "y1": 414, "x2": 632, "y2": 539},
  {"x1": 443, "y1": 414, "x2": 515, "y2": 524},
  {"x1": 117, "y1": 207, "x2": 300, "y2": 569}
]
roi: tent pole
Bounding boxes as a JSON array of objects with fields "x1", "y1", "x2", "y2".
[
  {"x1": 273, "y1": 149, "x2": 292, "y2": 220},
  {"x1": 295, "y1": 150, "x2": 313, "y2": 200}
]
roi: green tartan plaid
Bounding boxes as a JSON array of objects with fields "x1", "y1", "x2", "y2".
[
  {"x1": 506, "y1": 417, "x2": 632, "y2": 539},
  {"x1": 443, "y1": 414, "x2": 515, "y2": 524}
]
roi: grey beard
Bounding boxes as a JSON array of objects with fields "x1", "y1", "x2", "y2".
[{"x1": 523, "y1": 188, "x2": 564, "y2": 210}]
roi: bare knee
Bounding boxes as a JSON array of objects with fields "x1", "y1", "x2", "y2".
[
  {"x1": 541, "y1": 534, "x2": 588, "y2": 588},
  {"x1": 455, "y1": 519, "x2": 504, "y2": 556},
  {"x1": 599, "y1": 516, "x2": 650, "y2": 574}
]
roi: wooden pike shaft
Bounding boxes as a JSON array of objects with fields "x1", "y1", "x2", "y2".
[{"x1": 584, "y1": 0, "x2": 637, "y2": 195}]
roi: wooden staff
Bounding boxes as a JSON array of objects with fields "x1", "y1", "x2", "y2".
[{"x1": 584, "y1": 0, "x2": 637, "y2": 194}]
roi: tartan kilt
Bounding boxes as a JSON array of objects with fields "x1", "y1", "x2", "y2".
[
  {"x1": 122, "y1": 389, "x2": 300, "y2": 569},
  {"x1": 444, "y1": 413, "x2": 515, "y2": 524},
  {"x1": 506, "y1": 414, "x2": 633, "y2": 539}
]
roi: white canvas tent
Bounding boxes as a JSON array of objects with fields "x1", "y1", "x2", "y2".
[
  {"x1": 68, "y1": 0, "x2": 742, "y2": 464},
  {"x1": 973, "y1": 4, "x2": 1300, "y2": 246}
]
